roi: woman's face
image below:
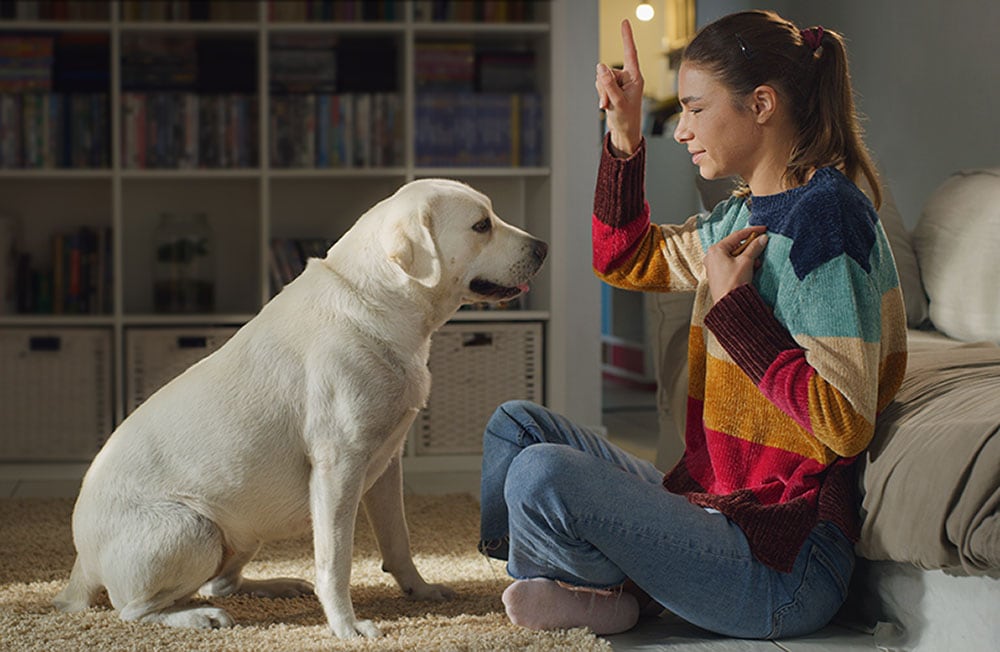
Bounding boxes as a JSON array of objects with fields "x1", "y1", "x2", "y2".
[{"x1": 673, "y1": 62, "x2": 761, "y2": 182}]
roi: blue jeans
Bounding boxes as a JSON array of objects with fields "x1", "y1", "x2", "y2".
[{"x1": 479, "y1": 400, "x2": 855, "y2": 639}]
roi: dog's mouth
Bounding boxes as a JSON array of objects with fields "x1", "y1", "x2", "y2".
[{"x1": 469, "y1": 278, "x2": 529, "y2": 300}]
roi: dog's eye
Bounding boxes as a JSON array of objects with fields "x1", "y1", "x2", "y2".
[{"x1": 472, "y1": 218, "x2": 492, "y2": 234}]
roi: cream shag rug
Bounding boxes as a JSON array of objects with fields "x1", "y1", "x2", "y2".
[{"x1": 0, "y1": 494, "x2": 610, "y2": 651}]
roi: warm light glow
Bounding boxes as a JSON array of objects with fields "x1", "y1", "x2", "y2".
[{"x1": 635, "y1": 2, "x2": 655, "y2": 22}]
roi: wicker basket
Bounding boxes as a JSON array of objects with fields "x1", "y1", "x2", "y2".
[
  {"x1": 125, "y1": 327, "x2": 238, "y2": 414},
  {"x1": 415, "y1": 321, "x2": 543, "y2": 455},
  {"x1": 0, "y1": 327, "x2": 113, "y2": 461}
]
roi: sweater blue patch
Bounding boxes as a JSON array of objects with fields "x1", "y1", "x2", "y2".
[{"x1": 749, "y1": 169, "x2": 878, "y2": 281}]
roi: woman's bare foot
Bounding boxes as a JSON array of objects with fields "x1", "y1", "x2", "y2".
[{"x1": 501, "y1": 578, "x2": 639, "y2": 635}]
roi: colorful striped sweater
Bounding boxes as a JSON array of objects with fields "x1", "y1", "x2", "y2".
[{"x1": 593, "y1": 137, "x2": 908, "y2": 571}]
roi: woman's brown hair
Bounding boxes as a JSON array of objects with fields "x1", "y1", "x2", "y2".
[{"x1": 682, "y1": 10, "x2": 882, "y2": 208}]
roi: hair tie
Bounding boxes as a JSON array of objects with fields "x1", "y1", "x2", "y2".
[{"x1": 801, "y1": 26, "x2": 824, "y2": 51}]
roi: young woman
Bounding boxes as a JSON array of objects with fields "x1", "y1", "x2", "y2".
[{"x1": 478, "y1": 10, "x2": 908, "y2": 639}]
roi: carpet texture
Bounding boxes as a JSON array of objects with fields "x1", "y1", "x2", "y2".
[{"x1": 0, "y1": 494, "x2": 611, "y2": 651}]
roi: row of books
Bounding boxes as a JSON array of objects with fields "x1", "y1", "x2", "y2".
[
  {"x1": 0, "y1": 34, "x2": 109, "y2": 94},
  {"x1": 412, "y1": 1, "x2": 542, "y2": 23},
  {"x1": 121, "y1": 92, "x2": 258, "y2": 169},
  {"x1": 0, "y1": 93, "x2": 110, "y2": 169},
  {"x1": 415, "y1": 41, "x2": 537, "y2": 93},
  {"x1": 121, "y1": 34, "x2": 197, "y2": 90},
  {"x1": 0, "y1": 36, "x2": 53, "y2": 93},
  {"x1": 268, "y1": 237, "x2": 336, "y2": 294},
  {"x1": 270, "y1": 93, "x2": 403, "y2": 169},
  {"x1": 268, "y1": 1, "x2": 400, "y2": 22},
  {"x1": 0, "y1": 0, "x2": 110, "y2": 21},
  {"x1": 0, "y1": 1, "x2": 540, "y2": 24},
  {"x1": 7, "y1": 226, "x2": 112, "y2": 316},
  {"x1": 415, "y1": 92, "x2": 542, "y2": 167},
  {"x1": 270, "y1": 34, "x2": 338, "y2": 94},
  {"x1": 1, "y1": 90, "x2": 542, "y2": 170},
  {"x1": 122, "y1": 35, "x2": 256, "y2": 94},
  {"x1": 122, "y1": 0, "x2": 257, "y2": 22}
]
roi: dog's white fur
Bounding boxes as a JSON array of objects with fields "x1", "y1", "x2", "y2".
[{"x1": 54, "y1": 179, "x2": 547, "y2": 638}]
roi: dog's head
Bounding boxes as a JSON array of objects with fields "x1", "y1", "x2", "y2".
[{"x1": 380, "y1": 179, "x2": 548, "y2": 305}]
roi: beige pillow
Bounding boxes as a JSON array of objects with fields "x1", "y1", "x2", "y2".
[{"x1": 912, "y1": 169, "x2": 1000, "y2": 343}]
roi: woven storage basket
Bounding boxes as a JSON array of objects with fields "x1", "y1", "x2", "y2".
[
  {"x1": 126, "y1": 327, "x2": 238, "y2": 414},
  {"x1": 0, "y1": 327, "x2": 112, "y2": 461},
  {"x1": 415, "y1": 321, "x2": 543, "y2": 455}
]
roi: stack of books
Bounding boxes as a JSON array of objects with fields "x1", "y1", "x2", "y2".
[
  {"x1": 9, "y1": 225, "x2": 112, "y2": 315},
  {"x1": 268, "y1": 0, "x2": 400, "y2": 22},
  {"x1": 414, "y1": 40, "x2": 542, "y2": 167},
  {"x1": 0, "y1": 35, "x2": 52, "y2": 92},
  {"x1": 120, "y1": 34, "x2": 258, "y2": 168},
  {"x1": 0, "y1": 1, "x2": 109, "y2": 21},
  {"x1": 0, "y1": 34, "x2": 110, "y2": 168},
  {"x1": 270, "y1": 35, "x2": 401, "y2": 168},
  {"x1": 412, "y1": 1, "x2": 540, "y2": 22}
]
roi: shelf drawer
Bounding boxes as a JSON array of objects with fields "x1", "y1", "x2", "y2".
[
  {"x1": 125, "y1": 327, "x2": 238, "y2": 414},
  {"x1": 0, "y1": 327, "x2": 113, "y2": 461},
  {"x1": 415, "y1": 321, "x2": 543, "y2": 455}
]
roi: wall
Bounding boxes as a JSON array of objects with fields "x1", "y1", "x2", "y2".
[
  {"x1": 599, "y1": 0, "x2": 678, "y2": 100},
  {"x1": 551, "y1": 0, "x2": 604, "y2": 427},
  {"x1": 697, "y1": 0, "x2": 1000, "y2": 227}
]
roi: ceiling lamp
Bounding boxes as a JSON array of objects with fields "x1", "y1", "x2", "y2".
[{"x1": 635, "y1": 2, "x2": 655, "y2": 22}]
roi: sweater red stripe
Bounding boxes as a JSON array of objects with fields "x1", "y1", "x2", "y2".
[
  {"x1": 759, "y1": 349, "x2": 816, "y2": 433},
  {"x1": 591, "y1": 207, "x2": 650, "y2": 273},
  {"x1": 683, "y1": 396, "x2": 827, "y2": 504}
]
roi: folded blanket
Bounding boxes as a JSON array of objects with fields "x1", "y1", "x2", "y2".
[{"x1": 857, "y1": 337, "x2": 1000, "y2": 574}]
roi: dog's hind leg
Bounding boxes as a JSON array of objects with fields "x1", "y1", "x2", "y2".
[
  {"x1": 199, "y1": 544, "x2": 314, "y2": 599},
  {"x1": 53, "y1": 557, "x2": 102, "y2": 612},
  {"x1": 103, "y1": 502, "x2": 235, "y2": 629}
]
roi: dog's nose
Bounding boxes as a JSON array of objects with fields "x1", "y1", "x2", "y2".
[{"x1": 532, "y1": 239, "x2": 548, "y2": 263}]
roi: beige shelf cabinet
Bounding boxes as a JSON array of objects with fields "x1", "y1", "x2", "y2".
[{"x1": 0, "y1": 0, "x2": 595, "y2": 476}]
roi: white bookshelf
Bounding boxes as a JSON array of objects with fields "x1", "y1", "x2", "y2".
[{"x1": 0, "y1": 0, "x2": 606, "y2": 480}]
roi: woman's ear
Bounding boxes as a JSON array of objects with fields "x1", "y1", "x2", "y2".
[{"x1": 750, "y1": 85, "x2": 778, "y2": 124}]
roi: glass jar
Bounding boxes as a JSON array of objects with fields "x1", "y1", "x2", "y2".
[{"x1": 152, "y1": 212, "x2": 215, "y2": 313}]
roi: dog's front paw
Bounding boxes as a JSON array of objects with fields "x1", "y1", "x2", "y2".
[
  {"x1": 406, "y1": 582, "x2": 455, "y2": 601},
  {"x1": 329, "y1": 616, "x2": 382, "y2": 639}
]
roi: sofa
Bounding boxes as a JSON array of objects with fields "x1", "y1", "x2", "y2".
[{"x1": 648, "y1": 168, "x2": 1000, "y2": 650}]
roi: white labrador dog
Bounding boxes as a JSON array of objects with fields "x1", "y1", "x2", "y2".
[{"x1": 54, "y1": 179, "x2": 547, "y2": 639}]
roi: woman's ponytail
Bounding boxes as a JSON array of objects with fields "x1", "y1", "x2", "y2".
[{"x1": 792, "y1": 27, "x2": 882, "y2": 208}]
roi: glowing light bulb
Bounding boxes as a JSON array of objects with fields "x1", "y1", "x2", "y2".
[{"x1": 635, "y1": 2, "x2": 655, "y2": 22}]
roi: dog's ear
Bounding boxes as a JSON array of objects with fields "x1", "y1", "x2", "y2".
[{"x1": 384, "y1": 202, "x2": 441, "y2": 288}]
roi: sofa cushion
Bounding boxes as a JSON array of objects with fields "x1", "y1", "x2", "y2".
[
  {"x1": 912, "y1": 169, "x2": 1000, "y2": 343},
  {"x1": 876, "y1": 183, "x2": 929, "y2": 328},
  {"x1": 858, "y1": 338, "x2": 1000, "y2": 573}
]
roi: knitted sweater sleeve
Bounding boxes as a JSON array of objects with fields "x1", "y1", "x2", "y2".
[{"x1": 592, "y1": 135, "x2": 703, "y2": 292}]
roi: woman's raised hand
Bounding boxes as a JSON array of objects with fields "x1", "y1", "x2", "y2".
[{"x1": 595, "y1": 19, "x2": 644, "y2": 157}]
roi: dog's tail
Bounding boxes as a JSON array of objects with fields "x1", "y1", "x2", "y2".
[{"x1": 53, "y1": 557, "x2": 101, "y2": 612}]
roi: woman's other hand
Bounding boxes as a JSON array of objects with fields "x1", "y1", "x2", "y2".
[
  {"x1": 704, "y1": 227, "x2": 768, "y2": 303},
  {"x1": 596, "y1": 19, "x2": 644, "y2": 157}
]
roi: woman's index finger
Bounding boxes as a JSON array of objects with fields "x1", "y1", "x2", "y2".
[{"x1": 620, "y1": 19, "x2": 641, "y2": 76}]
